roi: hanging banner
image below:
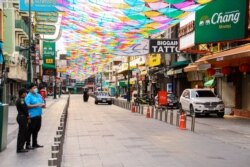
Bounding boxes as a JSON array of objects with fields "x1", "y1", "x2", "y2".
[
  {"x1": 43, "y1": 41, "x2": 56, "y2": 69},
  {"x1": 149, "y1": 39, "x2": 180, "y2": 53},
  {"x1": 19, "y1": 0, "x2": 58, "y2": 12},
  {"x1": 113, "y1": 39, "x2": 149, "y2": 56},
  {"x1": 195, "y1": 0, "x2": 248, "y2": 44}
]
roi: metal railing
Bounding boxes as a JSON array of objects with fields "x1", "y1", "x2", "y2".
[{"x1": 48, "y1": 95, "x2": 70, "y2": 167}]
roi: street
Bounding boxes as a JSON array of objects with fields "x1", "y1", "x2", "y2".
[{"x1": 62, "y1": 95, "x2": 250, "y2": 167}]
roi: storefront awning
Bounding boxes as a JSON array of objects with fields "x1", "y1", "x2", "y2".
[
  {"x1": 196, "y1": 44, "x2": 250, "y2": 64},
  {"x1": 184, "y1": 64, "x2": 198, "y2": 72},
  {"x1": 171, "y1": 61, "x2": 189, "y2": 68},
  {"x1": 140, "y1": 70, "x2": 147, "y2": 75},
  {"x1": 166, "y1": 68, "x2": 183, "y2": 76},
  {"x1": 204, "y1": 78, "x2": 215, "y2": 88},
  {"x1": 118, "y1": 81, "x2": 127, "y2": 87}
]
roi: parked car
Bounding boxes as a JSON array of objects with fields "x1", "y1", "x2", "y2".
[
  {"x1": 94, "y1": 91, "x2": 112, "y2": 105},
  {"x1": 179, "y1": 89, "x2": 225, "y2": 117},
  {"x1": 154, "y1": 93, "x2": 178, "y2": 109},
  {"x1": 166, "y1": 93, "x2": 179, "y2": 109}
]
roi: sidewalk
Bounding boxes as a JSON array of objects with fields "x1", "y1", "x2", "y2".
[{"x1": 0, "y1": 95, "x2": 68, "y2": 167}]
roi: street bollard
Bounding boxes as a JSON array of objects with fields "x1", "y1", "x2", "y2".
[
  {"x1": 54, "y1": 135, "x2": 62, "y2": 142},
  {"x1": 155, "y1": 108, "x2": 158, "y2": 119},
  {"x1": 170, "y1": 110, "x2": 173, "y2": 125},
  {"x1": 160, "y1": 109, "x2": 163, "y2": 121},
  {"x1": 48, "y1": 158, "x2": 57, "y2": 166},
  {"x1": 165, "y1": 110, "x2": 168, "y2": 123},
  {"x1": 60, "y1": 117, "x2": 65, "y2": 122},
  {"x1": 58, "y1": 126, "x2": 63, "y2": 131},
  {"x1": 184, "y1": 113, "x2": 187, "y2": 128},
  {"x1": 176, "y1": 111, "x2": 180, "y2": 127},
  {"x1": 141, "y1": 106, "x2": 144, "y2": 115},
  {"x1": 191, "y1": 114, "x2": 195, "y2": 132},
  {"x1": 54, "y1": 141, "x2": 61, "y2": 147},
  {"x1": 60, "y1": 122, "x2": 64, "y2": 127},
  {"x1": 151, "y1": 106, "x2": 154, "y2": 118},
  {"x1": 56, "y1": 130, "x2": 63, "y2": 135},
  {"x1": 51, "y1": 150, "x2": 59, "y2": 158},
  {"x1": 51, "y1": 144, "x2": 60, "y2": 151}
]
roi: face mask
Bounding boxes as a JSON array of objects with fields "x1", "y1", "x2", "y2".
[{"x1": 34, "y1": 88, "x2": 38, "y2": 93}]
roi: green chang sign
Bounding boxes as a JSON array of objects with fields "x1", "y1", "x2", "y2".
[
  {"x1": 195, "y1": 0, "x2": 248, "y2": 44},
  {"x1": 43, "y1": 41, "x2": 56, "y2": 69}
]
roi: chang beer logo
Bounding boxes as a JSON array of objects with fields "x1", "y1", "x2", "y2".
[
  {"x1": 199, "y1": 16, "x2": 211, "y2": 26},
  {"x1": 199, "y1": 10, "x2": 240, "y2": 27}
]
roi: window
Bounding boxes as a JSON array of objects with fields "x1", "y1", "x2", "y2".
[
  {"x1": 194, "y1": 90, "x2": 216, "y2": 97},
  {"x1": 182, "y1": 90, "x2": 189, "y2": 98},
  {"x1": 98, "y1": 92, "x2": 108, "y2": 96}
]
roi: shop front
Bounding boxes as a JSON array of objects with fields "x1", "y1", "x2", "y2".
[{"x1": 194, "y1": 44, "x2": 250, "y2": 117}]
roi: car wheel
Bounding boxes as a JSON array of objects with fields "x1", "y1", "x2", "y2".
[
  {"x1": 190, "y1": 105, "x2": 195, "y2": 116},
  {"x1": 108, "y1": 102, "x2": 112, "y2": 105},
  {"x1": 217, "y1": 112, "x2": 224, "y2": 118},
  {"x1": 95, "y1": 101, "x2": 98, "y2": 105}
]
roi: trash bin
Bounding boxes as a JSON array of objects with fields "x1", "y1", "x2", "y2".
[{"x1": 0, "y1": 104, "x2": 8, "y2": 152}]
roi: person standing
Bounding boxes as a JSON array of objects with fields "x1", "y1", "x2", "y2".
[
  {"x1": 39, "y1": 85, "x2": 47, "y2": 108},
  {"x1": 25, "y1": 83, "x2": 44, "y2": 149},
  {"x1": 15, "y1": 88, "x2": 29, "y2": 153}
]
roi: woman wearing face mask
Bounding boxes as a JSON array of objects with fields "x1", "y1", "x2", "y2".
[{"x1": 25, "y1": 83, "x2": 45, "y2": 149}]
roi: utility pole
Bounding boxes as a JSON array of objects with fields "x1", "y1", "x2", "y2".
[
  {"x1": 27, "y1": 0, "x2": 32, "y2": 86},
  {"x1": 53, "y1": 69, "x2": 57, "y2": 99},
  {"x1": 127, "y1": 56, "x2": 130, "y2": 102},
  {"x1": 136, "y1": 64, "x2": 140, "y2": 98},
  {"x1": 100, "y1": 72, "x2": 102, "y2": 91}
]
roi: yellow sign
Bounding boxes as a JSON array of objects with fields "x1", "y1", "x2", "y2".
[
  {"x1": 45, "y1": 58, "x2": 54, "y2": 64},
  {"x1": 148, "y1": 54, "x2": 161, "y2": 67},
  {"x1": 57, "y1": 67, "x2": 67, "y2": 73}
]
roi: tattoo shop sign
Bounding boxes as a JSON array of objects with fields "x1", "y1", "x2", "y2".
[{"x1": 149, "y1": 39, "x2": 180, "y2": 53}]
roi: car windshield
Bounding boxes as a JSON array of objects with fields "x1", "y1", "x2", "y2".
[
  {"x1": 192, "y1": 90, "x2": 216, "y2": 97},
  {"x1": 98, "y1": 92, "x2": 108, "y2": 96},
  {"x1": 168, "y1": 94, "x2": 176, "y2": 100}
]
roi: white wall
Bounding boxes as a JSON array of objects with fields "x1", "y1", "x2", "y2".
[
  {"x1": 242, "y1": 74, "x2": 250, "y2": 110},
  {"x1": 221, "y1": 78, "x2": 236, "y2": 108}
]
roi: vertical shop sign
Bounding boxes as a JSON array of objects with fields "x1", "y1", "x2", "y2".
[{"x1": 43, "y1": 41, "x2": 56, "y2": 69}]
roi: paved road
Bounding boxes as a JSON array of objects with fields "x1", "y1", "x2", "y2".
[{"x1": 62, "y1": 95, "x2": 250, "y2": 167}]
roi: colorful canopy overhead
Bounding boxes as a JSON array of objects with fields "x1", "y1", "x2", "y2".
[{"x1": 57, "y1": 0, "x2": 212, "y2": 80}]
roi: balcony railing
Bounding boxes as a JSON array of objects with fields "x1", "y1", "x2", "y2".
[{"x1": 15, "y1": 20, "x2": 29, "y2": 35}]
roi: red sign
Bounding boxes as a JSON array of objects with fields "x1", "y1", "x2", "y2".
[{"x1": 158, "y1": 91, "x2": 167, "y2": 105}]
